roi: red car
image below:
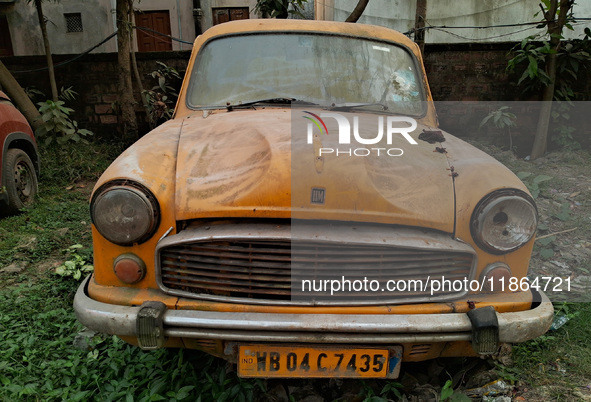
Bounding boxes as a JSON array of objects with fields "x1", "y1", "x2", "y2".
[{"x1": 0, "y1": 91, "x2": 39, "y2": 215}]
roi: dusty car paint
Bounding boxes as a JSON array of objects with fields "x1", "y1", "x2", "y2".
[
  {"x1": 174, "y1": 111, "x2": 454, "y2": 230},
  {"x1": 77, "y1": 19, "x2": 553, "y2": 372}
]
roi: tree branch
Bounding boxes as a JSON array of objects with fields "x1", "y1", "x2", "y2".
[{"x1": 345, "y1": 0, "x2": 370, "y2": 23}]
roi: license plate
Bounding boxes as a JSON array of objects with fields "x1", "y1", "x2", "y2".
[{"x1": 237, "y1": 345, "x2": 402, "y2": 378}]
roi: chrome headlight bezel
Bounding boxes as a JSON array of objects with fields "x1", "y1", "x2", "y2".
[
  {"x1": 90, "y1": 180, "x2": 160, "y2": 246},
  {"x1": 470, "y1": 189, "x2": 537, "y2": 255}
]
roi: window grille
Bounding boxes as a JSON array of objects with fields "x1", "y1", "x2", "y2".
[{"x1": 65, "y1": 13, "x2": 83, "y2": 33}]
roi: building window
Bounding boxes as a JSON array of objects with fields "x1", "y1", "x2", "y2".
[
  {"x1": 65, "y1": 13, "x2": 83, "y2": 33},
  {"x1": 212, "y1": 7, "x2": 249, "y2": 26}
]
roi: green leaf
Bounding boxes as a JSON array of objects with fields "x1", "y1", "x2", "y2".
[
  {"x1": 555, "y1": 210, "x2": 570, "y2": 222},
  {"x1": 537, "y1": 235, "x2": 556, "y2": 246},
  {"x1": 540, "y1": 248, "x2": 555, "y2": 259},
  {"x1": 527, "y1": 55, "x2": 539, "y2": 78},
  {"x1": 517, "y1": 171, "x2": 532, "y2": 180},
  {"x1": 537, "y1": 222, "x2": 549, "y2": 231},
  {"x1": 517, "y1": 69, "x2": 530, "y2": 85},
  {"x1": 533, "y1": 174, "x2": 553, "y2": 184},
  {"x1": 441, "y1": 380, "x2": 454, "y2": 400},
  {"x1": 176, "y1": 386, "x2": 194, "y2": 399}
]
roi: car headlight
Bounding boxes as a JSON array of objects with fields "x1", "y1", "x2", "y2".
[
  {"x1": 91, "y1": 181, "x2": 160, "y2": 246},
  {"x1": 470, "y1": 189, "x2": 537, "y2": 254}
]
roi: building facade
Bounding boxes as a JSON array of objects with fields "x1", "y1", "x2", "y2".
[{"x1": 0, "y1": 0, "x2": 260, "y2": 56}]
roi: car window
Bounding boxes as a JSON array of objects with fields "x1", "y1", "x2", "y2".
[{"x1": 187, "y1": 33, "x2": 424, "y2": 115}]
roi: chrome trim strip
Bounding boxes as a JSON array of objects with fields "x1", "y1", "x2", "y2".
[
  {"x1": 164, "y1": 328, "x2": 473, "y2": 343},
  {"x1": 162, "y1": 310, "x2": 473, "y2": 332}
]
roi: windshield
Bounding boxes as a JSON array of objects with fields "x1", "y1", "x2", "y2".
[{"x1": 187, "y1": 33, "x2": 425, "y2": 115}]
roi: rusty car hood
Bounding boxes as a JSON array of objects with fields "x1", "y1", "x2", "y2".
[{"x1": 174, "y1": 109, "x2": 455, "y2": 232}]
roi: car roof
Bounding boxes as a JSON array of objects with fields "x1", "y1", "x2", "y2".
[{"x1": 195, "y1": 19, "x2": 420, "y2": 54}]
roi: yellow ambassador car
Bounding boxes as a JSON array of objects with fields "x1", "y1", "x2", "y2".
[{"x1": 74, "y1": 19, "x2": 553, "y2": 379}]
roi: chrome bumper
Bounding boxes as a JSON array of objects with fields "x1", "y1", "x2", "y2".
[{"x1": 74, "y1": 276, "x2": 554, "y2": 347}]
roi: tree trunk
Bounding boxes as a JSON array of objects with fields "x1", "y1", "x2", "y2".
[
  {"x1": 345, "y1": 0, "x2": 370, "y2": 22},
  {"x1": 530, "y1": 0, "x2": 572, "y2": 160},
  {"x1": 0, "y1": 60, "x2": 42, "y2": 131},
  {"x1": 128, "y1": 8, "x2": 152, "y2": 129},
  {"x1": 116, "y1": 0, "x2": 138, "y2": 141},
  {"x1": 414, "y1": 0, "x2": 427, "y2": 54},
  {"x1": 34, "y1": 0, "x2": 58, "y2": 102},
  {"x1": 531, "y1": 57, "x2": 556, "y2": 159}
]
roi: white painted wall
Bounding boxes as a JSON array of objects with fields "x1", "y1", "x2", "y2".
[
  {"x1": 4, "y1": 0, "x2": 590, "y2": 56},
  {"x1": 5, "y1": 0, "x2": 116, "y2": 56},
  {"x1": 3, "y1": 0, "x2": 199, "y2": 55},
  {"x1": 318, "y1": 0, "x2": 591, "y2": 43}
]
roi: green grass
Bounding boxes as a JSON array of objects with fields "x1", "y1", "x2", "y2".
[
  {"x1": 512, "y1": 303, "x2": 591, "y2": 382},
  {"x1": 0, "y1": 276, "x2": 266, "y2": 401},
  {"x1": 1, "y1": 139, "x2": 590, "y2": 401},
  {"x1": 0, "y1": 142, "x2": 116, "y2": 275}
]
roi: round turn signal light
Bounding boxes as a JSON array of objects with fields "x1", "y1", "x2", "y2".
[{"x1": 114, "y1": 254, "x2": 146, "y2": 284}]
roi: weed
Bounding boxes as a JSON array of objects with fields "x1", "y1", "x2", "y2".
[
  {"x1": 36, "y1": 100, "x2": 93, "y2": 145},
  {"x1": 537, "y1": 235, "x2": 557, "y2": 259},
  {"x1": 516, "y1": 171, "x2": 553, "y2": 199},
  {"x1": 143, "y1": 61, "x2": 183, "y2": 127},
  {"x1": 54, "y1": 244, "x2": 94, "y2": 280},
  {"x1": 513, "y1": 303, "x2": 591, "y2": 386},
  {"x1": 0, "y1": 274, "x2": 268, "y2": 401},
  {"x1": 479, "y1": 106, "x2": 517, "y2": 151}
]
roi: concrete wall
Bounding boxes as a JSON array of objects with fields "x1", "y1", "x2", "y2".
[
  {"x1": 317, "y1": 0, "x2": 591, "y2": 43},
  {"x1": 3, "y1": 0, "x2": 117, "y2": 56},
  {"x1": 0, "y1": 0, "x2": 260, "y2": 57}
]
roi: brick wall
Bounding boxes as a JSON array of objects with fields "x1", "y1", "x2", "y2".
[
  {"x1": 3, "y1": 51, "x2": 191, "y2": 139},
  {"x1": 424, "y1": 42, "x2": 521, "y2": 102},
  {"x1": 2, "y1": 44, "x2": 589, "y2": 151}
]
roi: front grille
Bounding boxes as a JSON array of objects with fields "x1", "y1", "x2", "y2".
[
  {"x1": 157, "y1": 223, "x2": 476, "y2": 306},
  {"x1": 160, "y1": 241, "x2": 292, "y2": 298}
]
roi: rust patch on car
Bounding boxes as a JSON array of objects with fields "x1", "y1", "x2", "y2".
[{"x1": 418, "y1": 129, "x2": 446, "y2": 144}]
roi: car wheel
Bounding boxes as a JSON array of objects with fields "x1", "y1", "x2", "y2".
[{"x1": 3, "y1": 148, "x2": 38, "y2": 214}]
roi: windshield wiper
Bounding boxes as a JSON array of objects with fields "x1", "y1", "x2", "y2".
[
  {"x1": 226, "y1": 98, "x2": 319, "y2": 111},
  {"x1": 328, "y1": 102, "x2": 389, "y2": 112}
]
